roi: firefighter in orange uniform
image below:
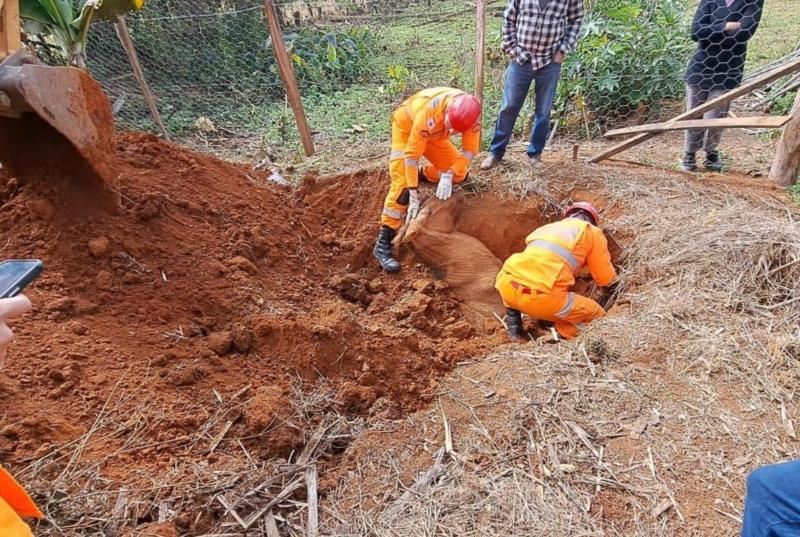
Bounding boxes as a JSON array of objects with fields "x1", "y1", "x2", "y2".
[
  {"x1": 0, "y1": 466, "x2": 42, "y2": 536},
  {"x1": 495, "y1": 202, "x2": 616, "y2": 340},
  {"x1": 373, "y1": 87, "x2": 482, "y2": 272}
]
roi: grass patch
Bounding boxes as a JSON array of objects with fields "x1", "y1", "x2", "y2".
[
  {"x1": 746, "y1": 0, "x2": 800, "y2": 69},
  {"x1": 789, "y1": 184, "x2": 800, "y2": 206}
]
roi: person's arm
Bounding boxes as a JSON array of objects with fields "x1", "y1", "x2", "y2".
[
  {"x1": 403, "y1": 110, "x2": 432, "y2": 189},
  {"x1": 450, "y1": 123, "x2": 480, "y2": 178},
  {"x1": 735, "y1": 0, "x2": 764, "y2": 41},
  {"x1": 587, "y1": 228, "x2": 616, "y2": 287},
  {"x1": 560, "y1": 0, "x2": 584, "y2": 55},
  {"x1": 501, "y1": 0, "x2": 521, "y2": 58},
  {"x1": 691, "y1": 0, "x2": 726, "y2": 43}
]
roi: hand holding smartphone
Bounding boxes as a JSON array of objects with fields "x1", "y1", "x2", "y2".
[{"x1": 0, "y1": 260, "x2": 42, "y2": 363}]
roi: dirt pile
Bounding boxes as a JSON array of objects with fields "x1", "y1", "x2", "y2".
[{"x1": 0, "y1": 132, "x2": 558, "y2": 484}]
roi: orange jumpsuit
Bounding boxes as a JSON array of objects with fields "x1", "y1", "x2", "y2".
[
  {"x1": 495, "y1": 218, "x2": 616, "y2": 339},
  {"x1": 381, "y1": 87, "x2": 481, "y2": 230},
  {"x1": 0, "y1": 467, "x2": 42, "y2": 537}
]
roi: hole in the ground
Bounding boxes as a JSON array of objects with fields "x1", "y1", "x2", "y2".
[{"x1": 403, "y1": 191, "x2": 626, "y2": 333}]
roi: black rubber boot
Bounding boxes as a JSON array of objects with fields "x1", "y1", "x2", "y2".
[
  {"x1": 705, "y1": 150, "x2": 723, "y2": 172},
  {"x1": 681, "y1": 152, "x2": 698, "y2": 172},
  {"x1": 506, "y1": 308, "x2": 526, "y2": 341},
  {"x1": 373, "y1": 226, "x2": 401, "y2": 273}
]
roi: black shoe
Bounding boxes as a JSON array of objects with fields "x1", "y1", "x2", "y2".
[
  {"x1": 373, "y1": 226, "x2": 400, "y2": 273},
  {"x1": 705, "y1": 150, "x2": 723, "y2": 172},
  {"x1": 506, "y1": 308, "x2": 526, "y2": 341},
  {"x1": 681, "y1": 152, "x2": 698, "y2": 172}
]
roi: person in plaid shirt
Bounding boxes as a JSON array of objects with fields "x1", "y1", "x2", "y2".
[{"x1": 481, "y1": 0, "x2": 583, "y2": 170}]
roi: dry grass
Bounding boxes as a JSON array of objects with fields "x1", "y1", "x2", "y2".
[
  {"x1": 20, "y1": 152, "x2": 800, "y2": 535},
  {"x1": 321, "y1": 156, "x2": 800, "y2": 535},
  {"x1": 23, "y1": 375, "x2": 364, "y2": 536}
]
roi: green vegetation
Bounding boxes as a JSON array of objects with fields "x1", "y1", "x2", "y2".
[
  {"x1": 68, "y1": 0, "x2": 798, "y2": 162},
  {"x1": 21, "y1": 0, "x2": 144, "y2": 67},
  {"x1": 746, "y1": 0, "x2": 800, "y2": 69},
  {"x1": 558, "y1": 0, "x2": 692, "y2": 136},
  {"x1": 789, "y1": 184, "x2": 800, "y2": 206},
  {"x1": 772, "y1": 90, "x2": 798, "y2": 116}
]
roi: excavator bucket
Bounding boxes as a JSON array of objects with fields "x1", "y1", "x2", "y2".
[{"x1": 0, "y1": 51, "x2": 116, "y2": 184}]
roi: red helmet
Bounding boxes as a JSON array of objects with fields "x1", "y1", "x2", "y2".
[
  {"x1": 447, "y1": 94, "x2": 481, "y2": 132},
  {"x1": 564, "y1": 201, "x2": 600, "y2": 225}
]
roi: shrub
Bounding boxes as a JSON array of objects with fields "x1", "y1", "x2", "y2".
[{"x1": 558, "y1": 0, "x2": 693, "y2": 136}]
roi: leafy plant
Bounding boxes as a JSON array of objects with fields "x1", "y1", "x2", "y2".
[
  {"x1": 20, "y1": 0, "x2": 145, "y2": 68},
  {"x1": 557, "y1": 0, "x2": 693, "y2": 136},
  {"x1": 386, "y1": 64, "x2": 411, "y2": 96}
]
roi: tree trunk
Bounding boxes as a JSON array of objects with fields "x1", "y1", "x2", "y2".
[{"x1": 770, "y1": 90, "x2": 800, "y2": 187}]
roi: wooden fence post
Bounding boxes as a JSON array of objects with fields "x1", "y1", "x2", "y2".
[
  {"x1": 114, "y1": 15, "x2": 170, "y2": 140},
  {"x1": 264, "y1": 0, "x2": 315, "y2": 157},
  {"x1": 769, "y1": 89, "x2": 800, "y2": 187},
  {"x1": 475, "y1": 0, "x2": 486, "y2": 149},
  {"x1": 0, "y1": 0, "x2": 20, "y2": 60}
]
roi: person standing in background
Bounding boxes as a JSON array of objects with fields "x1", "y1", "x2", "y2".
[
  {"x1": 682, "y1": 0, "x2": 763, "y2": 172},
  {"x1": 480, "y1": 0, "x2": 583, "y2": 170}
]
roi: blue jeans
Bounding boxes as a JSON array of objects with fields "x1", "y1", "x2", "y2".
[
  {"x1": 742, "y1": 460, "x2": 800, "y2": 536},
  {"x1": 489, "y1": 59, "x2": 562, "y2": 159}
]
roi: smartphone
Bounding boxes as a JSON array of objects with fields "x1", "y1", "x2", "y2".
[{"x1": 0, "y1": 260, "x2": 44, "y2": 299}]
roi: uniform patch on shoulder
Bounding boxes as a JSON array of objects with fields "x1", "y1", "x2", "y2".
[{"x1": 426, "y1": 118, "x2": 436, "y2": 129}]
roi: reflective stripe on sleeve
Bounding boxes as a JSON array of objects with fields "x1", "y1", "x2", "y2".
[
  {"x1": 390, "y1": 150, "x2": 404, "y2": 160},
  {"x1": 462, "y1": 150, "x2": 475, "y2": 161},
  {"x1": 405, "y1": 158, "x2": 419, "y2": 168}
]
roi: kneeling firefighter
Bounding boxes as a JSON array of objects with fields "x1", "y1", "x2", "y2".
[
  {"x1": 495, "y1": 202, "x2": 616, "y2": 340},
  {"x1": 373, "y1": 87, "x2": 482, "y2": 272}
]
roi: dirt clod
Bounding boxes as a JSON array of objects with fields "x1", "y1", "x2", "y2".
[
  {"x1": 88, "y1": 236, "x2": 110, "y2": 257},
  {"x1": 207, "y1": 332, "x2": 234, "y2": 355}
]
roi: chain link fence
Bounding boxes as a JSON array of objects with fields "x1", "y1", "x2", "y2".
[{"x1": 26, "y1": 0, "x2": 800, "y2": 165}]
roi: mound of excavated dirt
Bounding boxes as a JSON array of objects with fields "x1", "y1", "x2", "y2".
[{"x1": 1, "y1": 132, "x2": 560, "y2": 483}]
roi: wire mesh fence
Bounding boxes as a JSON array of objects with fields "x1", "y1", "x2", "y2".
[{"x1": 24, "y1": 0, "x2": 800, "y2": 165}]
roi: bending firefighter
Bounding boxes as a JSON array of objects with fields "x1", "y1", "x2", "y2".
[
  {"x1": 495, "y1": 202, "x2": 616, "y2": 340},
  {"x1": 374, "y1": 87, "x2": 481, "y2": 272}
]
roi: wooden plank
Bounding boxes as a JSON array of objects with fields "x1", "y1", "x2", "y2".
[
  {"x1": 604, "y1": 116, "x2": 791, "y2": 137},
  {"x1": 769, "y1": 90, "x2": 800, "y2": 186},
  {"x1": 264, "y1": 0, "x2": 315, "y2": 157},
  {"x1": 306, "y1": 467, "x2": 318, "y2": 537},
  {"x1": 114, "y1": 15, "x2": 170, "y2": 140},
  {"x1": 0, "y1": 0, "x2": 20, "y2": 60},
  {"x1": 589, "y1": 56, "x2": 800, "y2": 163}
]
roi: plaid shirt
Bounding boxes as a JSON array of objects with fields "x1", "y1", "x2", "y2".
[{"x1": 502, "y1": 0, "x2": 584, "y2": 70}]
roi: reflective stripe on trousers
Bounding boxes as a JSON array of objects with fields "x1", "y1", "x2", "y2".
[
  {"x1": 382, "y1": 207, "x2": 405, "y2": 219},
  {"x1": 529, "y1": 240, "x2": 580, "y2": 272},
  {"x1": 556, "y1": 292, "x2": 575, "y2": 319}
]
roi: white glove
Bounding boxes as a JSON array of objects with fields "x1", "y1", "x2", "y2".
[
  {"x1": 405, "y1": 189, "x2": 420, "y2": 225},
  {"x1": 436, "y1": 171, "x2": 454, "y2": 201}
]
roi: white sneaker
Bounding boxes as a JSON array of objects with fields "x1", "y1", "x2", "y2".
[{"x1": 480, "y1": 154, "x2": 501, "y2": 171}]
